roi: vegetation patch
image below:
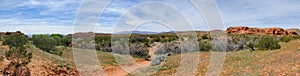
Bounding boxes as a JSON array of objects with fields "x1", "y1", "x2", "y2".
[
  {"x1": 2, "y1": 34, "x2": 32, "y2": 76},
  {"x1": 32, "y1": 34, "x2": 63, "y2": 55}
]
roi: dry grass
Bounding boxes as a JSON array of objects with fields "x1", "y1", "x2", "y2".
[{"x1": 144, "y1": 39, "x2": 300, "y2": 76}]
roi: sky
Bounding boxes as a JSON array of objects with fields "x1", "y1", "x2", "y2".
[{"x1": 0, "y1": 0, "x2": 300, "y2": 34}]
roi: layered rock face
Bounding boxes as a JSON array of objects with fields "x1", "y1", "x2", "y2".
[{"x1": 226, "y1": 26, "x2": 298, "y2": 36}]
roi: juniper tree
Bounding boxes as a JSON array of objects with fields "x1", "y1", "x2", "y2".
[{"x1": 2, "y1": 34, "x2": 32, "y2": 76}]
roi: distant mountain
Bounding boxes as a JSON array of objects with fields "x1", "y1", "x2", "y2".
[
  {"x1": 116, "y1": 31, "x2": 159, "y2": 34},
  {"x1": 159, "y1": 31, "x2": 176, "y2": 34}
]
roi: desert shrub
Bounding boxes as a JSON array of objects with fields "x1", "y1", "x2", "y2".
[
  {"x1": 168, "y1": 36, "x2": 178, "y2": 41},
  {"x1": 227, "y1": 34, "x2": 263, "y2": 51},
  {"x1": 3, "y1": 34, "x2": 28, "y2": 48},
  {"x1": 243, "y1": 35, "x2": 261, "y2": 51},
  {"x1": 56, "y1": 63, "x2": 71, "y2": 70},
  {"x1": 153, "y1": 37, "x2": 161, "y2": 42},
  {"x1": 111, "y1": 42, "x2": 150, "y2": 60},
  {"x1": 201, "y1": 34, "x2": 210, "y2": 39},
  {"x1": 72, "y1": 38, "x2": 95, "y2": 49},
  {"x1": 280, "y1": 35, "x2": 292, "y2": 42},
  {"x1": 247, "y1": 42, "x2": 256, "y2": 51},
  {"x1": 156, "y1": 42, "x2": 181, "y2": 55},
  {"x1": 129, "y1": 43, "x2": 150, "y2": 59},
  {"x1": 150, "y1": 34, "x2": 178, "y2": 43},
  {"x1": 96, "y1": 41, "x2": 112, "y2": 52},
  {"x1": 159, "y1": 38, "x2": 168, "y2": 42},
  {"x1": 95, "y1": 36, "x2": 114, "y2": 52},
  {"x1": 5, "y1": 47, "x2": 32, "y2": 65},
  {"x1": 129, "y1": 36, "x2": 148, "y2": 44},
  {"x1": 235, "y1": 38, "x2": 248, "y2": 50},
  {"x1": 150, "y1": 54, "x2": 167, "y2": 66},
  {"x1": 162, "y1": 35, "x2": 178, "y2": 42},
  {"x1": 62, "y1": 36, "x2": 72, "y2": 47},
  {"x1": 2, "y1": 34, "x2": 32, "y2": 76},
  {"x1": 95, "y1": 36, "x2": 111, "y2": 44},
  {"x1": 199, "y1": 41, "x2": 211, "y2": 52},
  {"x1": 111, "y1": 42, "x2": 128, "y2": 54},
  {"x1": 256, "y1": 36, "x2": 281, "y2": 50},
  {"x1": 0, "y1": 56, "x2": 3, "y2": 61},
  {"x1": 32, "y1": 34, "x2": 62, "y2": 55},
  {"x1": 292, "y1": 35, "x2": 300, "y2": 39},
  {"x1": 211, "y1": 37, "x2": 240, "y2": 51}
]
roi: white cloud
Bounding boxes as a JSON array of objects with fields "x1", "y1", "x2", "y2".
[
  {"x1": 2, "y1": 0, "x2": 300, "y2": 34},
  {"x1": 216, "y1": 0, "x2": 300, "y2": 25},
  {"x1": 0, "y1": 18, "x2": 74, "y2": 34},
  {"x1": 112, "y1": 1, "x2": 200, "y2": 33}
]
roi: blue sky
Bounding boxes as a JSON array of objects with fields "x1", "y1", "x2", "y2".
[{"x1": 0, "y1": 0, "x2": 299, "y2": 34}]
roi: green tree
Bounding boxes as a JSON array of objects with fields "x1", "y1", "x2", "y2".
[
  {"x1": 3, "y1": 34, "x2": 27, "y2": 48},
  {"x1": 32, "y1": 34, "x2": 62, "y2": 55},
  {"x1": 50, "y1": 34, "x2": 64, "y2": 46},
  {"x1": 2, "y1": 34, "x2": 32, "y2": 76},
  {"x1": 62, "y1": 36, "x2": 72, "y2": 47},
  {"x1": 50, "y1": 34, "x2": 64, "y2": 38}
]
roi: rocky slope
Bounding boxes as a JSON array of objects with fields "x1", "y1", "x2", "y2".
[{"x1": 226, "y1": 26, "x2": 298, "y2": 36}]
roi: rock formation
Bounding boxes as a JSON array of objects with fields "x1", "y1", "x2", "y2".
[
  {"x1": 226, "y1": 26, "x2": 298, "y2": 36},
  {"x1": 0, "y1": 31, "x2": 26, "y2": 36},
  {"x1": 0, "y1": 31, "x2": 27, "y2": 40}
]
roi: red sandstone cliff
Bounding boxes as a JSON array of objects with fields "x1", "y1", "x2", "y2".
[{"x1": 226, "y1": 26, "x2": 298, "y2": 36}]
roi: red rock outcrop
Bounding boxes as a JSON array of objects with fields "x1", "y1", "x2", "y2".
[
  {"x1": 226, "y1": 26, "x2": 298, "y2": 36},
  {"x1": 0, "y1": 31, "x2": 26, "y2": 36}
]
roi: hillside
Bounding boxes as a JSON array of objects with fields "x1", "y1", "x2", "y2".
[{"x1": 130, "y1": 39, "x2": 300, "y2": 75}]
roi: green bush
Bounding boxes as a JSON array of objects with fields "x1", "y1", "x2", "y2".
[
  {"x1": 96, "y1": 42, "x2": 112, "y2": 52},
  {"x1": 50, "y1": 34, "x2": 64, "y2": 46},
  {"x1": 129, "y1": 43, "x2": 150, "y2": 60},
  {"x1": 201, "y1": 34, "x2": 210, "y2": 39},
  {"x1": 129, "y1": 36, "x2": 148, "y2": 44},
  {"x1": 56, "y1": 63, "x2": 71, "y2": 70},
  {"x1": 0, "y1": 56, "x2": 3, "y2": 61},
  {"x1": 156, "y1": 42, "x2": 181, "y2": 55},
  {"x1": 50, "y1": 34, "x2": 64, "y2": 38},
  {"x1": 95, "y1": 36, "x2": 111, "y2": 44},
  {"x1": 199, "y1": 41, "x2": 211, "y2": 52},
  {"x1": 247, "y1": 42, "x2": 256, "y2": 51},
  {"x1": 32, "y1": 34, "x2": 62, "y2": 55},
  {"x1": 62, "y1": 36, "x2": 72, "y2": 47},
  {"x1": 150, "y1": 55, "x2": 167, "y2": 66},
  {"x1": 280, "y1": 35, "x2": 292, "y2": 42},
  {"x1": 3, "y1": 34, "x2": 28, "y2": 48},
  {"x1": 256, "y1": 36, "x2": 281, "y2": 50},
  {"x1": 153, "y1": 37, "x2": 161, "y2": 42},
  {"x1": 292, "y1": 35, "x2": 300, "y2": 39},
  {"x1": 244, "y1": 35, "x2": 261, "y2": 51}
]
